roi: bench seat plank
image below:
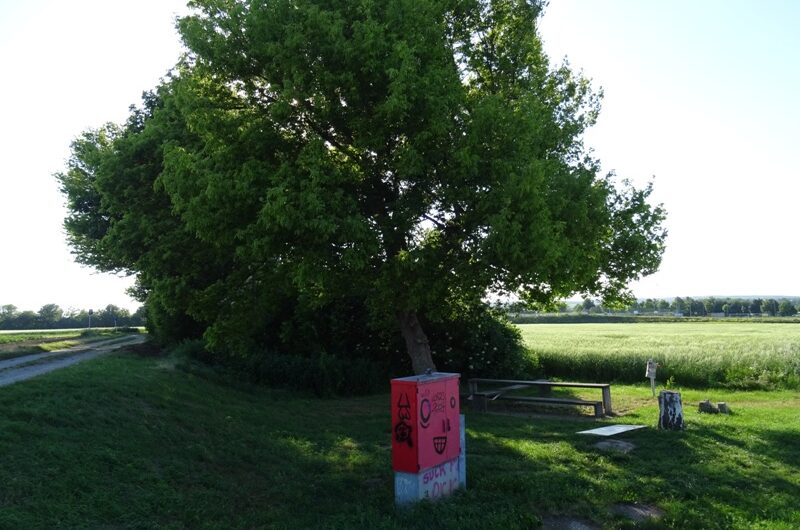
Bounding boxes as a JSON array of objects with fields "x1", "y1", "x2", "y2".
[
  {"x1": 468, "y1": 378, "x2": 613, "y2": 415},
  {"x1": 495, "y1": 395, "x2": 604, "y2": 417}
]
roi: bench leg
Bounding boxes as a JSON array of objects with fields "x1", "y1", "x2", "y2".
[
  {"x1": 472, "y1": 394, "x2": 487, "y2": 413},
  {"x1": 593, "y1": 403, "x2": 603, "y2": 418},
  {"x1": 602, "y1": 387, "x2": 612, "y2": 415},
  {"x1": 535, "y1": 380, "x2": 552, "y2": 397}
]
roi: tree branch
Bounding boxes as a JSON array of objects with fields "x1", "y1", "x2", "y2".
[{"x1": 422, "y1": 213, "x2": 447, "y2": 231}]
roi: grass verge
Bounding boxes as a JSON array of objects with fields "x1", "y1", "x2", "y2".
[{"x1": 0, "y1": 347, "x2": 798, "y2": 529}]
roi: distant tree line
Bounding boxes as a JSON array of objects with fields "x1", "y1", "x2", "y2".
[
  {"x1": 500, "y1": 297, "x2": 800, "y2": 318},
  {"x1": 623, "y1": 297, "x2": 799, "y2": 317},
  {"x1": 0, "y1": 304, "x2": 145, "y2": 330}
]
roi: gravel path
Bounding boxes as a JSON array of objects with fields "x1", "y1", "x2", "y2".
[{"x1": 0, "y1": 334, "x2": 147, "y2": 387}]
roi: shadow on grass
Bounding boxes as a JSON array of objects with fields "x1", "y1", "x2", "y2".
[
  {"x1": 449, "y1": 402, "x2": 800, "y2": 529},
  {"x1": 0, "y1": 353, "x2": 797, "y2": 529}
]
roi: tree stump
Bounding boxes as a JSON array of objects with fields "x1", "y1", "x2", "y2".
[
  {"x1": 658, "y1": 390, "x2": 685, "y2": 430},
  {"x1": 698, "y1": 399, "x2": 718, "y2": 414}
]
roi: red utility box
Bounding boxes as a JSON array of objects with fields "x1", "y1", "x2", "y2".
[{"x1": 391, "y1": 372, "x2": 460, "y2": 473}]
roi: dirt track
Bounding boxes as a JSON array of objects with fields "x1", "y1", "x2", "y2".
[{"x1": 0, "y1": 334, "x2": 147, "y2": 387}]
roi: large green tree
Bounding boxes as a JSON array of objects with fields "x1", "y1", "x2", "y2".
[
  {"x1": 37, "y1": 304, "x2": 64, "y2": 326},
  {"x1": 59, "y1": 0, "x2": 666, "y2": 374},
  {"x1": 777, "y1": 300, "x2": 797, "y2": 317}
]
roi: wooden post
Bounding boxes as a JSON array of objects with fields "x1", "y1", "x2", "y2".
[
  {"x1": 472, "y1": 394, "x2": 487, "y2": 412},
  {"x1": 658, "y1": 390, "x2": 685, "y2": 430},
  {"x1": 534, "y1": 379, "x2": 552, "y2": 397},
  {"x1": 601, "y1": 386, "x2": 613, "y2": 415}
]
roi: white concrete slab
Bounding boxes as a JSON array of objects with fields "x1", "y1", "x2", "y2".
[{"x1": 577, "y1": 424, "x2": 646, "y2": 436}]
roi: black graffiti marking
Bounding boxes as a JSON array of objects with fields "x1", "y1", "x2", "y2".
[
  {"x1": 450, "y1": 396, "x2": 456, "y2": 409},
  {"x1": 395, "y1": 421, "x2": 413, "y2": 448},
  {"x1": 433, "y1": 436, "x2": 447, "y2": 455},
  {"x1": 420, "y1": 398, "x2": 431, "y2": 428},
  {"x1": 397, "y1": 392, "x2": 411, "y2": 421},
  {"x1": 395, "y1": 392, "x2": 413, "y2": 447},
  {"x1": 432, "y1": 392, "x2": 445, "y2": 414}
]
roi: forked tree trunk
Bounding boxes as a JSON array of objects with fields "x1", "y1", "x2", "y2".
[
  {"x1": 397, "y1": 310, "x2": 437, "y2": 375},
  {"x1": 658, "y1": 390, "x2": 685, "y2": 430}
]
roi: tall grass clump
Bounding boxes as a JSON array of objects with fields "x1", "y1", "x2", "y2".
[{"x1": 520, "y1": 322, "x2": 800, "y2": 389}]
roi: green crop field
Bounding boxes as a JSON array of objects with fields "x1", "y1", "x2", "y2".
[
  {"x1": 0, "y1": 330, "x2": 85, "y2": 344},
  {"x1": 0, "y1": 329, "x2": 137, "y2": 361},
  {"x1": 519, "y1": 322, "x2": 800, "y2": 389}
]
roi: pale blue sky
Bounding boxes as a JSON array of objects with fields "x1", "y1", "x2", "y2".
[
  {"x1": 0, "y1": 0, "x2": 186, "y2": 312},
  {"x1": 539, "y1": 0, "x2": 799, "y2": 299},
  {"x1": 0, "y1": 1, "x2": 797, "y2": 312}
]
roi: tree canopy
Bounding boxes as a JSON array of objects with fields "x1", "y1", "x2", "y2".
[{"x1": 58, "y1": 0, "x2": 666, "y2": 374}]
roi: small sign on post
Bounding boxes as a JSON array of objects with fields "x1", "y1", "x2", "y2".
[{"x1": 645, "y1": 358, "x2": 659, "y2": 397}]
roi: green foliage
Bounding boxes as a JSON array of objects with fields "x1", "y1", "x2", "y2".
[
  {"x1": 252, "y1": 352, "x2": 386, "y2": 397},
  {"x1": 58, "y1": 0, "x2": 666, "y2": 373},
  {"x1": 172, "y1": 337, "x2": 386, "y2": 397},
  {"x1": 143, "y1": 295, "x2": 205, "y2": 346},
  {"x1": 778, "y1": 299, "x2": 798, "y2": 317},
  {"x1": 521, "y1": 322, "x2": 800, "y2": 389},
  {"x1": 173, "y1": 299, "x2": 534, "y2": 395},
  {"x1": 425, "y1": 308, "x2": 538, "y2": 379},
  {"x1": 616, "y1": 296, "x2": 800, "y2": 317},
  {"x1": 0, "y1": 303, "x2": 143, "y2": 330}
]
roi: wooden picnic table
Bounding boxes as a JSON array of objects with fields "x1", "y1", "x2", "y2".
[{"x1": 467, "y1": 378, "x2": 613, "y2": 417}]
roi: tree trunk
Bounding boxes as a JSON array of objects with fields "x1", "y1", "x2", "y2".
[
  {"x1": 658, "y1": 390, "x2": 685, "y2": 430},
  {"x1": 397, "y1": 310, "x2": 437, "y2": 375}
]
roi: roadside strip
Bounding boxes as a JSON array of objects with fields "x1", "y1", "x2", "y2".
[{"x1": 0, "y1": 334, "x2": 146, "y2": 387}]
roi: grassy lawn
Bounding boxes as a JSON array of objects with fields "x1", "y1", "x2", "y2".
[
  {"x1": 0, "y1": 348, "x2": 798, "y2": 529},
  {"x1": 519, "y1": 322, "x2": 800, "y2": 388}
]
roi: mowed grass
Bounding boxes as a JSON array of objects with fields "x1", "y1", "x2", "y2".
[
  {"x1": 0, "y1": 348, "x2": 798, "y2": 529},
  {"x1": 519, "y1": 322, "x2": 800, "y2": 389}
]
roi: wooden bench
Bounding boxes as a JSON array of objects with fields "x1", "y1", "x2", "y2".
[{"x1": 468, "y1": 378, "x2": 612, "y2": 417}]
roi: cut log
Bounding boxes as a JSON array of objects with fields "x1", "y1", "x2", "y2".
[{"x1": 658, "y1": 390, "x2": 685, "y2": 430}]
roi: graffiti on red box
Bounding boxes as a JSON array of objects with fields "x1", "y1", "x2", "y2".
[
  {"x1": 419, "y1": 390, "x2": 445, "y2": 430},
  {"x1": 391, "y1": 373, "x2": 460, "y2": 474},
  {"x1": 421, "y1": 459, "x2": 460, "y2": 499},
  {"x1": 394, "y1": 392, "x2": 413, "y2": 448}
]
